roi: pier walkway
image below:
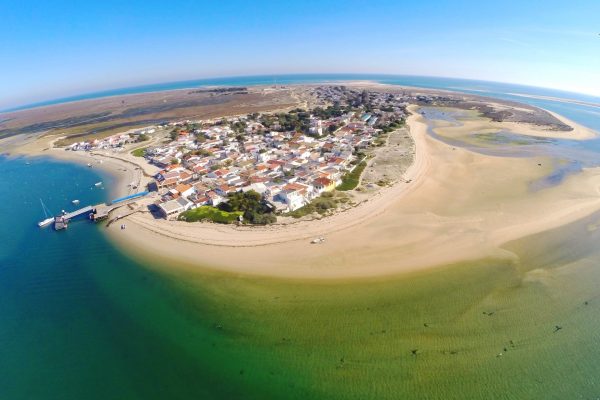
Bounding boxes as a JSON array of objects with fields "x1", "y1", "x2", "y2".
[
  {"x1": 39, "y1": 190, "x2": 151, "y2": 230},
  {"x1": 63, "y1": 205, "x2": 94, "y2": 220}
]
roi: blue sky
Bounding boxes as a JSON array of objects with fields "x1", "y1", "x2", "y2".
[{"x1": 1, "y1": 0, "x2": 599, "y2": 109}]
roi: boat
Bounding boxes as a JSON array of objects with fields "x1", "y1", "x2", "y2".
[
  {"x1": 38, "y1": 217, "x2": 54, "y2": 227},
  {"x1": 311, "y1": 237, "x2": 325, "y2": 244},
  {"x1": 37, "y1": 199, "x2": 54, "y2": 227},
  {"x1": 72, "y1": 199, "x2": 80, "y2": 205},
  {"x1": 87, "y1": 163, "x2": 92, "y2": 167},
  {"x1": 94, "y1": 182, "x2": 102, "y2": 187}
]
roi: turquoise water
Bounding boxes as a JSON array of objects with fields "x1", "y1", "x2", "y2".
[
  {"x1": 0, "y1": 156, "x2": 275, "y2": 399},
  {"x1": 3, "y1": 155, "x2": 600, "y2": 399},
  {"x1": 1, "y1": 78, "x2": 600, "y2": 399}
]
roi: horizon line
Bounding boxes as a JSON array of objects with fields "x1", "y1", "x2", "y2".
[{"x1": 3, "y1": 72, "x2": 599, "y2": 114}]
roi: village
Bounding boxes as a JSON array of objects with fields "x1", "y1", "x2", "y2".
[{"x1": 65, "y1": 86, "x2": 411, "y2": 224}]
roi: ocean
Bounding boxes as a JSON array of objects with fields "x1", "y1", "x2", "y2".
[
  {"x1": 5, "y1": 74, "x2": 600, "y2": 132},
  {"x1": 1, "y1": 76, "x2": 600, "y2": 399}
]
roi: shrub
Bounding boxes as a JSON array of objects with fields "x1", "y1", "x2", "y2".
[
  {"x1": 178, "y1": 206, "x2": 242, "y2": 224},
  {"x1": 131, "y1": 147, "x2": 147, "y2": 157},
  {"x1": 337, "y1": 161, "x2": 367, "y2": 191}
]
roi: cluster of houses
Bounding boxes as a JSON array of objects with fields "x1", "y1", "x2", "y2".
[
  {"x1": 65, "y1": 128, "x2": 157, "y2": 151},
  {"x1": 151, "y1": 117, "x2": 371, "y2": 218},
  {"x1": 151, "y1": 102, "x2": 406, "y2": 218},
  {"x1": 65, "y1": 86, "x2": 409, "y2": 220}
]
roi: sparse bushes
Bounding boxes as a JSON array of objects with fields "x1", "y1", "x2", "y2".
[{"x1": 337, "y1": 162, "x2": 367, "y2": 191}]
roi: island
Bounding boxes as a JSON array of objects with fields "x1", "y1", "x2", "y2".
[{"x1": 2, "y1": 82, "x2": 599, "y2": 279}]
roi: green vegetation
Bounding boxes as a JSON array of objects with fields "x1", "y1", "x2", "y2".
[
  {"x1": 287, "y1": 192, "x2": 339, "y2": 218},
  {"x1": 131, "y1": 147, "x2": 148, "y2": 157},
  {"x1": 312, "y1": 105, "x2": 344, "y2": 120},
  {"x1": 219, "y1": 190, "x2": 276, "y2": 224},
  {"x1": 380, "y1": 118, "x2": 406, "y2": 133},
  {"x1": 337, "y1": 161, "x2": 367, "y2": 191},
  {"x1": 178, "y1": 206, "x2": 242, "y2": 224}
]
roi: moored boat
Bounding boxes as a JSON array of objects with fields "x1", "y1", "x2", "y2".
[
  {"x1": 38, "y1": 199, "x2": 54, "y2": 228},
  {"x1": 38, "y1": 217, "x2": 54, "y2": 227}
]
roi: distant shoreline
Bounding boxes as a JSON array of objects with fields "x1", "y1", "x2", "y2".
[{"x1": 6, "y1": 83, "x2": 600, "y2": 280}]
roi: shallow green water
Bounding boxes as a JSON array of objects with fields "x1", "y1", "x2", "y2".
[{"x1": 1, "y1": 151, "x2": 600, "y2": 399}]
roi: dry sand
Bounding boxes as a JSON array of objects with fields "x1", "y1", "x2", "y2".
[
  {"x1": 493, "y1": 107, "x2": 597, "y2": 140},
  {"x1": 8, "y1": 100, "x2": 600, "y2": 280},
  {"x1": 99, "y1": 106, "x2": 600, "y2": 279}
]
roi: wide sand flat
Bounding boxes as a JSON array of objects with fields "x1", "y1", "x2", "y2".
[{"x1": 104, "y1": 106, "x2": 600, "y2": 279}]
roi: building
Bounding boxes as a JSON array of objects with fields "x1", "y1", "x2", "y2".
[{"x1": 158, "y1": 197, "x2": 193, "y2": 218}]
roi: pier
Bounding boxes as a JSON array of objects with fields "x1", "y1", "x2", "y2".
[
  {"x1": 39, "y1": 191, "x2": 150, "y2": 230},
  {"x1": 62, "y1": 205, "x2": 94, "y2": 220}
]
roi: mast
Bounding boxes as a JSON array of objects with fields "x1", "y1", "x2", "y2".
[{"x1": 40, "y1": 199, "x2": 53, "y2": 218}]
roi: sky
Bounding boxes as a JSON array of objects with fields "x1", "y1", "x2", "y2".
[{"x1": 1, "y1": 0, "x2": 599, "y2": 109}]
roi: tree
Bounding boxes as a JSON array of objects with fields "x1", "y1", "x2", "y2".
[{"x1": 218, "y1": 190, "x2": 276, "y2": 224}]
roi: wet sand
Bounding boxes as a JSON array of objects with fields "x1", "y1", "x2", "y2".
[{"x1": 103, "y1": 106, "x2": 600, "y2": 279}]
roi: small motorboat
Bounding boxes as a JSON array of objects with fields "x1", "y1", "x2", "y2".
[
  {"x1": 87, "y1": 163, "x2": 92, "y2": 167},
  {"x1": 72, "y1": 199, "x2": 80, "y2": 205},
  {"x1": 311, "y1": 237, "x2": 325, "y2": 244},
  {"x1": 94, "y1": 182, "x2": 102, "y2": 187}
]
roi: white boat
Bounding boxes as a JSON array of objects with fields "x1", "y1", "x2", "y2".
[
  {"x1": 38, "y1": 217, "x2": 54, "y2": 227},
  {"x1": 72, "y1": 199, "x2": 80, "y2": 205},
  {"x1": 94, "y1": 182, "x2": 102, "y2": 187},
  {"x1": 37, "y1": 199, "x2": 54, "y2": 228},
  {"x1": 87, "y1": 163, "x2": 92, "y2": 167},
  {"x1": 311, "y1": 237, "x2": 325, "y2": 244}
]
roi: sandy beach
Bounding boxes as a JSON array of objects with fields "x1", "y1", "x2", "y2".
[
  {"x1": 89, "y1": 105, "x2": 600, "y2": 279},
  {"x1": 491, "y1": 106, "x2": 597, "y2": 140},
  {"x1": 5, "y1": 133, "x2": 157, "y2": 201},
  {"x1": 5, "y1": 93, "x2": 600, "y2": 280}
]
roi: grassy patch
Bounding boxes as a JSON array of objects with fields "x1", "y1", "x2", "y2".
[
  {"x1": 178, "y1": 206, "x2": 242, "y2": 224},
  {"x1": 337, "y1": 161, "x2": 367, "y2": 191},
  {"x1": 287, "y1": 192, "x2": 339, "y2": 218},
  {"x1": 131, "y1": 147, "x2": 148, "y2": 157}
]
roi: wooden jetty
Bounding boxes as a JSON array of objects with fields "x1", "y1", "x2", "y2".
[{"x1": 42, "y1": 191, "x2": 150, "y2": 231}]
